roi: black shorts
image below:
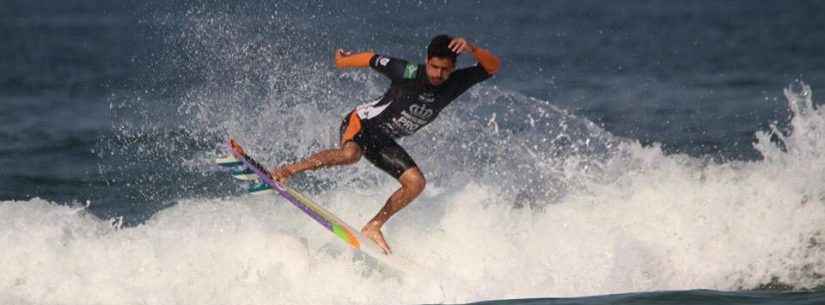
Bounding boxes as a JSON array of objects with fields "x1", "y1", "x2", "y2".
[{"x1": 339, "y1": 111, "x2": 417, "y2": 179}]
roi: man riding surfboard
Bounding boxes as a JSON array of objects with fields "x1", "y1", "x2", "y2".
[{"x1": 272, "y1": 35, "x2": 500, "y2": 254}]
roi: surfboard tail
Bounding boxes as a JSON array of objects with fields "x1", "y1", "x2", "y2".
[
  {"x1": 248, "y1": 182, "x2": 274, "y2": 195},
  {"x1": 230, "y1": 167, "x2": 258, "y2": 181},
  {"x1": 215, "y1": 155, "x2": 241, "y2": 167}
]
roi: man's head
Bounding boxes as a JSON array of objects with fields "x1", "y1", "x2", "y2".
[{"x1": 426, "y1": 34, "x2": 457, "y2": 86}]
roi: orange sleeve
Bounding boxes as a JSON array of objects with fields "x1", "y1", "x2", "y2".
[
  {"x1": 335, "y1": 52, "x2": 375, "y2": 69},
  {"x1": 472, "y1": 48, "x2": 501, "y2": 75}
]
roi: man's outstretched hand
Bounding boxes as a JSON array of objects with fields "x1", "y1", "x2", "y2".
[{"x1": 335, "y1": 49, "x2": 352, "y2": 60}]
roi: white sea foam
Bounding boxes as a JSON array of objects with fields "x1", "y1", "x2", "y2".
[{"x1": 2, "y1": 85, "x2": 824, "y2": 304}]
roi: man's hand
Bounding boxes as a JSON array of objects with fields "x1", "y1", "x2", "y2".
[
  {"x1": 335, "y1": 49, "x2": 353, "y2": 61},
  {"x1": 448, "y1": 37, "x2": 476, "y2": 54}
]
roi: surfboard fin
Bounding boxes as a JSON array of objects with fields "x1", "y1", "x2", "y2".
[
  {"x1": 247, "y1": 182, "x2": 273, "y2": 195},
  {"x1": 215, "y1": 155, "x2": 242, "y2": 167},
  {"x1": 230, "y1": 167, "x2": 259, "y2": 181}
]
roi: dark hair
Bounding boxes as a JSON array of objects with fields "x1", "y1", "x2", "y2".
[{"x1": 427, "y1": 34, "x2": 457, "y2": 62}]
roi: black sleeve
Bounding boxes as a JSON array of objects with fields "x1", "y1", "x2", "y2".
[
  {"x1": 369, "y1": 54, "x2": 412, "y2": 83},
  {"x1": 443, "y1": 64, "x2": 492, "y2": 101},
  {"x1": 455, "y1": 64, "x2": 493, "y2": 86}
]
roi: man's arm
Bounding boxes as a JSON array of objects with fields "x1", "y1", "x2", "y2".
[
  {"x1": 335, "y1": 49, "x2": 375, "y2": 69},
  {"x1": 449, "y1": 38, "x2": 501, "y2": 75},
  {"x1": 336, "y1": 49, "x2": 411, "y2": 82}
]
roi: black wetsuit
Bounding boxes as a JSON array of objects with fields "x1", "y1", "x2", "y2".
[{"x1": 340, "y1": 54, "x2": 492, "y2": 178}]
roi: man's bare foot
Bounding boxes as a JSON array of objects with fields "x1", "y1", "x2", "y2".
[
  {"x1": 361, "y1": 224, "x2": 392, "y2": 255},
  {"x1": 271, "y1": 165, "x2": 296, "y2": 183}
]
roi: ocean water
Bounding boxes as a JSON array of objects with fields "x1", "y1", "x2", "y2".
[{"x1": 2, "y1": 1, "x2": 825, "y2": 304}]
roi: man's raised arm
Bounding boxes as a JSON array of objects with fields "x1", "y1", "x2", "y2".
[{"x1": 449, "y1": 38, "x2": 501, "y2": 75}]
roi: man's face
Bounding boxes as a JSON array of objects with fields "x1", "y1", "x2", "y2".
[{"x1": 425, "y1": 57, "x2": 455, "y2": 86}]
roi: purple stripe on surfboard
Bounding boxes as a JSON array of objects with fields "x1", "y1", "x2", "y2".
[{"x1": 227, "y1": 140, "x2": 335, "y2": 232}]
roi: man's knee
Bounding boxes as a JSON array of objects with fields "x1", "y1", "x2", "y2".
[
  {"x1": 340, "y1": 143, "x2": 362, "y2": 164},
  {"x1": 400, "y1": 168, "x2": 426, "y2": 195}
]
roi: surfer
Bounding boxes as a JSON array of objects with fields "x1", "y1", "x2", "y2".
[{"x1": 272, "y1": 34, "x2": 500, "y2": 254}]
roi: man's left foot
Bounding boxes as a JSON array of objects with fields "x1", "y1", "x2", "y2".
[
  {"x1": 361, "y1": 224, "x2": 392, "y2": 255},
  {"x1": 271, "y1": 165, "x2": 296, "y2": 183}
]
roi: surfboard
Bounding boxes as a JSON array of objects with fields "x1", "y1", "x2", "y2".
[{"x1": 216, "y1": 138, "x2": 411, "y2": 271}]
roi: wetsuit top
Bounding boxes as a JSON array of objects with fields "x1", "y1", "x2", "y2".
[{"x1": 353, "y1": 54, "x2": 492, "y2": 138}]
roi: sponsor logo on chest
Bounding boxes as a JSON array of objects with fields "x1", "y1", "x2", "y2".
[
  {"x1": 408, "y1": 104, "x2": 433, "y2": 119},
  {"x1": 418, "y1": 92, "x2": 436, "y2": 103},
  {"x1": 387, "y1": 104, "x2": 436, "y2": 135}
]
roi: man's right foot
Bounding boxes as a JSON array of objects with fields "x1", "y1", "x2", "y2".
[{"x1": 361, "y1": 225, "x2": 392, "y2": 255}]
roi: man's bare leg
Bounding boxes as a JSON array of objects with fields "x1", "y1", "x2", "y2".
[
  {"x1": 362, "y1": 167, "x2": 426, "y2": 254},
  {"x1": 272, "y1": 142, "x2": 362, "y2": 183}
]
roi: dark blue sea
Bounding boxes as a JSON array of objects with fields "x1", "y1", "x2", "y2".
[{"x1": 2, "y1": 1, "x2": 824, "y2": 304}]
